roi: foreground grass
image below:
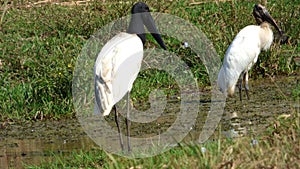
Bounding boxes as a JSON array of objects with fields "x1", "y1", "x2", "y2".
[
  {"x1": 27, "y1": 108, "x2": 299, "y2": 168},
  {"x1": 0, "y1": 0, "x2": 299, "y2": 120}
]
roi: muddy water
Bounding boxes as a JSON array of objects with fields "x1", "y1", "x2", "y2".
[
  {"x1": 220, "y1": 75, "x2": 299, "y2": 137},
  {"x1": 0, "y1": 119, "x2": 97, "y2": 168},
  {"x1": 0, "y1": 75, "x2": 299, "y2": 168}
]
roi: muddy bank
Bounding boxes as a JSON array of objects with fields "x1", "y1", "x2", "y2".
[
  {"x1": 0, "y1": 119, "x2": 96, "y2": 168},
  {"x1": 0, "y1": 75, "x2": 299, "y2": 168}
]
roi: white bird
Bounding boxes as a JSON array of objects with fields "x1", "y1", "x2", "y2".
[
  {"x1": 94, "y1": 2, "x2": 166, "y2": 152},
  {"x1": 217, "y1": 4, "x2": 285, "y2": 101}
]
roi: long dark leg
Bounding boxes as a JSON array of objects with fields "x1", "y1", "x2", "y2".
[
  {"x1": 238, "y1": 74, "x2": 243, "y2": 101},
  {"x1": 114, "y1": 105, "x2": 124, "y2": 151},
  {"x1": 243, "y1": 71, "x2": 250, "y2": 100},
  {"x1": 125, "y1": 91, "x2": 131, "y2": 152}
]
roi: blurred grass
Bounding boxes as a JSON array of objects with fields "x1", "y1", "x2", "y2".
[{"x1": 0, "y1": 0, "x2": 299, "y2": 120}]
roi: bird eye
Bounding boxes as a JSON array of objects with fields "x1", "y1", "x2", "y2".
[
  {"x1": 255, "y1": 4, "x2": 263, "y2": 10},
  {"x1": 258, "y1": 5, "x2": 264, "y2": 10}
]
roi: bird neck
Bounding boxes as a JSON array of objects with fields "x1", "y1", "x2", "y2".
[
  {"x1": 127, "y1": 15, "x2": 146, "y2": 45},
  {"x1": 259, "y1": 22, "x2": 273, "y2": 51}
]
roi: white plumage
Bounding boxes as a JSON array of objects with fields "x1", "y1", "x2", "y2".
[
  {"x1": 94, "y1": 33, "x2": 143, "y2": 116},
  {"x1": 93, "y1": 2, "x2": 167, "y2": 152},
  {"x1": 217, "y1": 22, "x2": 273, "y2": 98},
  {"x1": 217, "y1": 4, "x2": 286, "y2": 100}
]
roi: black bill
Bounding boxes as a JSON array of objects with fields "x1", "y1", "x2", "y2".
[{"x1": 253, "y1": 4, "x2": 288, "y2": 44}]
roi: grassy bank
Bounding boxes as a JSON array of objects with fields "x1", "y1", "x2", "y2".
[
  {"x1": 1, "y1": 0, "x2": 299, "y2": 121},
  {"x1": 0, "y1": 0, "x2": 299, "y2": 120}
]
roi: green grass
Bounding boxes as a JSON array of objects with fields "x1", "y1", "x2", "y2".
[
  {"x1": 0, "y1": 0, "x2": 300, "y2": 120},
  {"x1": 0, "y1": 0, "x2": 299, "y2": 120},
  {"x1": 1, "y1": 1, "x2": 299, "y2": 168},
  {"x1": 27, "y1": 107, "x2": 299, "y2": 168}
]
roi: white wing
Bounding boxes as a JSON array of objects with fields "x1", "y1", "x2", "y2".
[
  {"x1": 218, "y1": 25, "x2": 261, "y2": 94},
  {"x1": 94, "y1": 32, "x2": 143, "y2": 116}
]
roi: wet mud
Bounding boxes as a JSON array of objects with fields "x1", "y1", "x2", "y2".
[{"x1": 0, "y1": 75, "x2": 299, "y2": 168}]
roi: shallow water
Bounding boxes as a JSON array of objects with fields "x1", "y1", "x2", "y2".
[
  {"x1": 0, "y1": 119, "x2": 97, "y2": 168},
  {"x1": 0, "y1": 75, "x2": 299, "y2": 168}
]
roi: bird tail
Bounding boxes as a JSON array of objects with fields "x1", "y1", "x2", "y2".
[
  {"x1": 217, "y1": 66, "x2": 236, "y2": 97},
  {"x1": 227, "y1": 84, "x2": 235, "y2": 97},
  {"x1": 217, "y1": 66, "x2": 227, "y2": 94},
  {"x1": 94, "y1": 75, "x2": 114, "y2": 116}
]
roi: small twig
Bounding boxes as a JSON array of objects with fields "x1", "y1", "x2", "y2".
[
  {"x1": 190, "y1": 1, "x2": 207, "y2": 5},
  {"x1": 190, "y1": 0, "x2": 232, "y2": 5},
  {"x1": 1, "y1": 0, "x2": 94, "y2": 9}
]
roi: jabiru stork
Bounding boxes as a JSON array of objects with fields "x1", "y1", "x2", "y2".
[{"x1": 94, "y1": 2, "x2": 167, "y2": 152}]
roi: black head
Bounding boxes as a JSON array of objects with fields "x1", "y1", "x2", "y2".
[
  {"x1": 253, "y1": 4, "x2": 281, "y2": 32},
  {"x1": 253, "y1": 4, "x2": 288, "y2": 44},
  {"x1": 131, "y1": 2, "x2": 151, "y2": 14},
  {"x1": 127, "y1": 2, "x2": 167, "y2": 50}
]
